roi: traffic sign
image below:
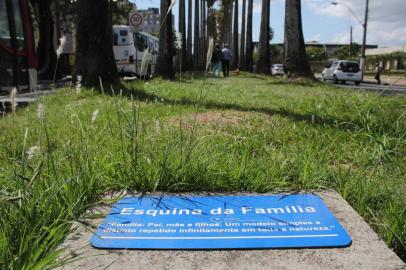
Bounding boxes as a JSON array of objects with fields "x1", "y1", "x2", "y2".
[
  {"x1": 128, "y1": 12, "x2": 144, "y2": 31},
  {"x1": 129, "y1": 12, "x2": 143, "y2": 31},
  {"x1": 91, "y1": 194, "x2": 352, "y2": 249},
  {"x1": 129, "y1": 13, "x2": 143, "y2": 27}
]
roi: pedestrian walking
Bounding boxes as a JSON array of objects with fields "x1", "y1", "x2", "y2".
[
  {"x1": 374, "y1": 63, "x2": 382, "y2": 85},
  {"x1": 221, "y1": 43, "x2": 232, "y2": 77},
  {"x1": 211, "y1": 45, "x2": 223, "y2": 77}
]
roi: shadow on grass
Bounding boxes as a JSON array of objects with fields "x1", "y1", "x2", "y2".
[
  {"x1": 233, "y1": 72, "x2": 320, "y2": 87},
  {"x1": 266, "y1": 80, "x2": 318, "y2": 87},
  {"x1": 239, "y1": 73, "x2": 269, "y2": 80},
  {"x1": 112, "y1": 84, "x2": 368, "y2": 134}
]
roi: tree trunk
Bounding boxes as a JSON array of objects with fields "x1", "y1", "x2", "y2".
[
  {"x1": 179, "y1": 0, "x2": 187, "y2": 70},
  {"x1": 75, "y1": 0, "x2": 118, "y2": 87},
  {"x1": 245, "y1": 0, "x2": 253, "y2": 72},
  {"x1": 228, "y1": 1, "x2": 233, "y2": 48},
  {"x1": 204, "y1": 1, "x2": 208, "y2": 68},
  {"x1": 194, "y1": 0, "x2": 200, "y2": 69},
  {"x1": 187, "y1": 0, "x2": 193, "y2": 69},
  {"x1": 207, "y1": 7, "x2": 217, "y2": 42},
  {"x1": 284, "y1": 0, "x2": 313, "y2": 78},
  {"x1": 36, "y1": 0, "x2": 57, "y2": 80},
  {"x1": 157, "y1": 0, "x2": 175, "y2": 79},
  {"x1": 232, "y1": 0, "x2": 239, "y2": 69},
  {"x1": 221, "y1": 1, "x2": 233, "y2": 47},
  {"x1": 221, "y1": 0, "x2": 229, "y2": 45},
  {"x1": 255, "y1": 0, "x2": 270, "y2": 74},
  {"x1": 200, "y1": 0, "x2": 206, "y2": 69},
  {"x1": 239, "y1": 0, "x2": 246, "y2": 70}
]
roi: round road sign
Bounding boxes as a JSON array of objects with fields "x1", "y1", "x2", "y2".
[{"x1": 129, "y1": 13, "x2": 143, "y2": 28}]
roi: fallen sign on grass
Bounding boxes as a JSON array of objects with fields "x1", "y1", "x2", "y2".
[{"x1": 91, "y1": 194, "x2": 352, "y2": 249}]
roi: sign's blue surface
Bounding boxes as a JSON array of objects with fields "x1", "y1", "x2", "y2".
[{"x1": 91, "y1": 194, "x2": 352, "y2": 249}]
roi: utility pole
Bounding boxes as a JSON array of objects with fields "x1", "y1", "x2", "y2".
[
  {"x1": 349, "y1": 26, "x2": 352, "y2": 60},
  {"x1": 360, "y1": 0, "x2": 369, "y2": 79}
]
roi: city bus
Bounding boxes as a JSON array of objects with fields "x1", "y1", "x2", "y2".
[
  {"x1": 0, "y1": 0, "x2": 37, "y2": 92},
  {"x1": 112, "y1": 25, "x2": 158, "y2": 78}
]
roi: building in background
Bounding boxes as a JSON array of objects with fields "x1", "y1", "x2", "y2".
[
  {"x1": 138, "y1": 8, "x2": 160, "y2": 33},
  {"x1": 365, "y1": 46, "x2": 406, "y2": 71}
]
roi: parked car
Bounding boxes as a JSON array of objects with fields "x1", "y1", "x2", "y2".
[
  {"x1": 271, "y1": 64, "x2": 285, "y2": 76},
  {"x1": 321, "y1": 60, "x2": 361, "y2": 85}
]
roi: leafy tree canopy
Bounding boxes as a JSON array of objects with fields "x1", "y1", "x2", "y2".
[
  {"x1": 333, "y1": 43, "x2": 360, "y2": 60},
  {"x1": 306, "y1": 46, "x2": 327, "y2": 61}
]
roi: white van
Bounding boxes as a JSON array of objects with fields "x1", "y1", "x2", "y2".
[{"x1": 112, "y1": 25, "x2": 158, "y2": 77}]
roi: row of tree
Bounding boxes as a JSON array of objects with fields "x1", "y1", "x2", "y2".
[
  {"x1": 29, "y1": 0, "x2": 134, "y2": 86},
  {"x1": 30, "y1": 0, "x2": 314, "y2": 87},
  {"x1": 158, "y1": 0, "x2": 314, "y2": 80}
]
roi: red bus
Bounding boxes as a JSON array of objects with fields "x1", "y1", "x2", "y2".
[{"x1": 0, "y1": 0, "x2": 37, "y2": 92}]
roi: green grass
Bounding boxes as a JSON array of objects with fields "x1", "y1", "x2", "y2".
[{"x1": 1, "y1": 73, "x2": 405, "y2": 268}]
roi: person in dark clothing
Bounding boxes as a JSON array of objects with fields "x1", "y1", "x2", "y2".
[
  {"x1": 374, "y1": 63, "x2": 382, "y2": 85},
  {"x1": 211, "y1": 45, "x2": 223, "y2": 77},
  {"x1": 221, "y1": 43, "x2": 232, "y2": 77}
]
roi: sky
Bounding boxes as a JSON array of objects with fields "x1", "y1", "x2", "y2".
[{"x1": 133, "y1": 0, "x2": 406, "y2": 47}]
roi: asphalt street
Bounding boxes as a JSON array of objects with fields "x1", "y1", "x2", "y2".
[
  {"x1": 329, "y1": 81, "x2": 406, "y2": 95},
  {"x1": 315, "y1": 74, "x2": 406, "y2": 95}
]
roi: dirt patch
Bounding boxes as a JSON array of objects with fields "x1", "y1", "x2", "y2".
[
  {"x1": 191, "y1": 111, "x2": 247, "y2": 126},
  {"x1": 166, "y1": 110, "x2": 263, "y2": 130}
]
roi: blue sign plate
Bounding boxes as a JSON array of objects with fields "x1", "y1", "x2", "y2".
[{"x1": 91, "y1": 194, "x2": 352, "y2": 249}]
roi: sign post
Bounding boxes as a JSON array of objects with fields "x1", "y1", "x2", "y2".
[
  {"x1": 91, "y1": 194, "x2": 351, "y2": 249},
  {"x1": 129, "y1": 12, "x2": 144, "y2": 32}
]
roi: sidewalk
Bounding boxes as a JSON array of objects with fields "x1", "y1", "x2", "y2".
[
  {"x1": 363, "y1": 76, "x2": 406, "y2": 86},
  {"x1": 0, "y1": 80, "x2": 71, "y2": 114}
]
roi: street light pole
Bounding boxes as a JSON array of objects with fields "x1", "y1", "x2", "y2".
[
  {"x1": 349, "y1": 26, "x2": 352, "y2": 60},
  {"x1": 331, "y1": 0, "x2": 370, "y2": 80},
  {"x1": 360, "y1": 0, "x2": 370, "y2": 79}
]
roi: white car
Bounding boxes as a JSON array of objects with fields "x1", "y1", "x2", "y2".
[
  {"x1": 321, "y1": 60, "x2": 361, "y2": 85},
  {"x1": 271, "y1": 64, "x2": 285, "y2": 76}
]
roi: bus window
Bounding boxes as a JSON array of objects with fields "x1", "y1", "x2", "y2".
[
  {"x1": 113, "y1": 33, "x2": 118, "y2": 46},
  {"x1": 0, "y1": 0, "x2": 10, "y2": 47},
  {"x1": 11, "y1": 0, "x2": 26, "y2": 51},
  {"x1": 0, "y1": 0, "x2": 13, "y2": 87},
  {"x1": 143, "y1": 36, "x2": 148, "y2": 51},
  {"x1": 135, "y1": 33, "x2": 145, "y2": 52},
  {"x1": 149, "y1": 40, "x2": 153, "y2": 52},
  {"x1": 153, "y1": 41, "x2": 158, "y2": 54},
  {"x1": 0, "y1": 0, "x2": 35, "y2": 91},
  {"x1": 119, "y1": 30, "x2": 127, "y2": 44}
]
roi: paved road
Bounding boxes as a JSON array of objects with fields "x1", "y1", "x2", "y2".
[
  {"x1": 331, "y1": 81, "x2": 406, "y2": 95},
  {"x1": 315, "y1": 74, "x2": 406, "y2": 95}
]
